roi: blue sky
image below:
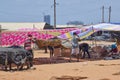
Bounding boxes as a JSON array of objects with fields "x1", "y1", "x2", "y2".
[{"x1": 0, "y1": 0, "x2": 119, "y2": 25}]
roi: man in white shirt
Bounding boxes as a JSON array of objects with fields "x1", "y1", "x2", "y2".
[{"x1": 70, "y1": 32, "x2": 80, "y2": 62}]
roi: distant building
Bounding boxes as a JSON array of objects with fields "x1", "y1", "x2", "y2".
[{"x1": 44, "y1": 15, "x2": 50, "y2": 25}]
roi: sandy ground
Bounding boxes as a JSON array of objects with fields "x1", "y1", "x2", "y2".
[{"x1": 0, "y1": 41, "x2": 120, "y2": 80}]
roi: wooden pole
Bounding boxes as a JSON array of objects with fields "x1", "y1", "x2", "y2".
[{"x1": 92, "y1": 26, "x2": 97, "y2": 46}]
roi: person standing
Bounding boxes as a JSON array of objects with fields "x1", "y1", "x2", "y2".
[
  {"x1": 70, "y1": 32, "x2": 81, "y2": 62},
  {"x1": 24, "y1": 34, "x2": 35, "y2": 68}
]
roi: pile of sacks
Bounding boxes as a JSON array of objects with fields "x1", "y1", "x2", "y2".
[
  {"x1": 36, "y1": 39, "x2": 61, "y2": 48},
  {"x1": 90, "y1": 46, "x2": 109, "y2": 58},
  {"x1": 36, "y1": 39, "x2": 72, "y2": 49}
]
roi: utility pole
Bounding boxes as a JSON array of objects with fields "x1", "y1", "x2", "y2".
[
  {"x1": 54, "y1": 0, "x2": 56, "y2": 29},
  {"x1": 108, "y1": 6, "x2": 111, "y2": 23},
  {"x1": 102, "y1": 6, "x2": 104, "y2": 23}
]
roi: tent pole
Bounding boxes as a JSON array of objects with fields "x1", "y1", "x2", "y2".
[{"x1": 92, "y1": 26, "x2": 97, "y2": 47}]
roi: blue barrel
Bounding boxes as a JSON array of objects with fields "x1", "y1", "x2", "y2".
[{"x1": 111, "y1": 44, "x2": 117, "y2": 49}]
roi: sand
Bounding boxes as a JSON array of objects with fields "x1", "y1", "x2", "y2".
[{"x1": 0, "y1": 41, "x2": 120, "y2": 80}]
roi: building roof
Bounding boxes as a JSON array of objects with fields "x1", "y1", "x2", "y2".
[
  {"x1": 0, "y1": 22, "x2": 46, "y2": 31},
  {"x1": 56, "y1": 25, "x2": 84, "y2": 28}
]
